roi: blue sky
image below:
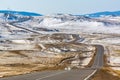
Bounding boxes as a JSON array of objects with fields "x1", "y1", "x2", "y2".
[{"x1": 0, "y1": 0, "x2": 120, "y2": 15}]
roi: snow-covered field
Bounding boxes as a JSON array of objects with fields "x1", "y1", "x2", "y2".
[{"x1": 14, "y1": 14, "x2": 120, "y2": 34}]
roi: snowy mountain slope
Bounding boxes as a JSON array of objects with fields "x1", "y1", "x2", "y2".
[
  {"x1": 0, "y1": 11, "x2": 120, "y2": 36},
  {"x1": 85, "y1": 11, "x2": 120, "y2": 17},
  {"x1": 14, "y1": 13, "x2": 120, "y2": 34}
]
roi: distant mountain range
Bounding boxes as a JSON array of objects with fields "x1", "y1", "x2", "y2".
[
  {"x1": 0, "y1": 10, "x2": 120, "y2": 17},
  {"x1": 85, "y1": 11, "x2": 120, "y2": 17},
  {"x1": 0, "y1": 10, "x2": 42, "y2": 16}
]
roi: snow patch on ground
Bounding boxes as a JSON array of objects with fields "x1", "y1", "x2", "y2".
[{"x1": 81, "y1": 58, "x2": 92, "y2": 66}]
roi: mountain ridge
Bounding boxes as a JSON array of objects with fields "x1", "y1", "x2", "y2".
[
  {"x1": 0, "y1": 10, "x2": 42, "y2": 16},
  {"x1": 85, "y1": 11, "x2": 120, "y2": 17}
]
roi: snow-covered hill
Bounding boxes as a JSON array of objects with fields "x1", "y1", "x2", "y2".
[
  {"x1": 0, "y1": 11, "x2": 120, "y2": 36},
  {"x1": 15, "y1": 13, "x2": 120, "y2": 34},
  {"x1": 0, "y1": 10, "x2": 42, "y2": 16},
  {"x1": 85, "y1": 11, "x2": 120, "y2": 17}
]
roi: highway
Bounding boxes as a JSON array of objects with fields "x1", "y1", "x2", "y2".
[{"x1": 0, "y1": 45, "x2": 104, "y2": 80}]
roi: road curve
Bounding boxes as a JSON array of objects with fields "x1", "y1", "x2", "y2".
[
  {"x1": 0, "y1": 45, "x2": 104, "y2": 80},
  {"x1": 91, "y1": 45, "x2": 104, "y2": 69}
]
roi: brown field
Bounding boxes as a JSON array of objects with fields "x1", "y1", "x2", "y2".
[
  {"x1": 91, "y1": 67, "x2": 120, "y2": 80},
  {"x1": 0, "y1": 64, "x2": 65, "y2": 77}
]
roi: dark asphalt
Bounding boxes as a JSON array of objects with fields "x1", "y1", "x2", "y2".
[
  {"x1": 0, "y1": 45, "x2": 104, "y2": 80},
  {"x1": 91, "y1": 45, "x2": 104, "y2": 69}
]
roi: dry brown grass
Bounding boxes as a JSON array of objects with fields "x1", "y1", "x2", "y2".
[
  {"x1": 0, "y1": 63, "x2": 65, "y2": 78},
  {"x1": 114, "y1": 50, "x2": 120, "y2": 56},
  {"x1": 0, "y1": 64, "x2": 35, "y2": 77},
  {"x1": 10, "y1": 51, "x2": 28, "y2": 57},
  {"x1": 113, "y1": 70, "x2": 120, "y2": 76},
  {"x1": 115, "y1": 50, "x2": 120, "y2": 53},
  {"x1": 107, "y1": 68, "x2": 120, "y2": 77},
  {"x1": 91, "y1": 67, "x2": 120, "y2": 80}
]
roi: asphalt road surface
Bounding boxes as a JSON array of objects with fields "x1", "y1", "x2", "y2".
[{"x1": 0, "y1": 45, "x2": 104, "y2": 80}]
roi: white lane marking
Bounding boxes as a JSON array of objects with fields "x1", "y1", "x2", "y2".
[
  {"x1": 35, "y1": 71, "x2": 68, "y2": 80},
  {"x1": 84, "y1": 69, "x2": 97, "y2": 80}
]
